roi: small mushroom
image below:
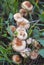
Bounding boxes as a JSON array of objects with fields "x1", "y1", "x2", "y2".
[
  {"x1": 19, "y1": 9, "x2": 27, "y2": 17},
  {"x1": 16, "y1": 27, "x2": 28, "y2": 40},
  {"x1": 27, "y1": 38, "x2": 32, "y2": 45},
  {"x1": 20, "y1": 48, "x2": 31, "y2": 58},
  {"x1": 32, "y1": 39, "x2": 41, "y2": 49},
  {"x1": 30, "y1": 50, "x2": 39, "y2": 59},
  {"x1": 21, "y1": 1, "x2": 33, "y2": 12},
  {"x1": 12, "y1": 38, "x2": 26, "y2": 52},
  {"x1": 7, "y1": 25, "x2": 16, "y2": 36},
  {"x1": 14, "y1": 13, "x2": 22, "y2": 22},
  {"x1": 9, "y1": 25, "x2": 16, "y2": 32},
  {"x1": 12, "y1": 55, "x2": 22, "y2": 64},
  {"x1": 17, "y1": 18, "x2": 30, "y2": 29}
]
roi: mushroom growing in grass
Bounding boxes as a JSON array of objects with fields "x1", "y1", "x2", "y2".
[
  {"x1": 30, "y1": 50, "x2": 39, "y2": 60},
  {"x1": 14, "y1": 13, "x2": 30, "y2": 29},
  {"x1": 14, "y1": 13, "x2": 23, "y2": 22},
  {"x1": 32, "y1": 39, "x2": 41, "y2": 49},
  {"x1": 17, "y1": 18, "x2": 30, "y2": 30},
  {"x1": 21, "y1": 1, "x2": 33, "y2": 12},
  {"x1": 12, "y1": 38, "x2": 26, "y2": 52},
  {"x1": 7, "y1": 25, "x2": 16, "y2": 36},
  {"x1": 16, "y1": 27, "x2": 28, "y2": 40},
  {"x1": 19, "y1": 9, "x2": 27, "y2": 17},
  {"x1": 12, "y1": 55, "x2": 22, "y2": 64},
  {"x1": 26, "y1": 38, "x2": 32, "y2": 45},
  {"x1": 9, "y1": 25, "x2": 16, "y2": 32},
  {"x1": 20, "y1": 48, "x2": 31, "y2": 58}
]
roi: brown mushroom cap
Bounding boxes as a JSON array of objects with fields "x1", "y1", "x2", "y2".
[
  {"x1": 12, "y1": 55, "x2": 22, "y2": 64},
  {"x1": 21, "y1": 1, "x2": 33, "y2": 11},
  {"x1": 30, "y1": 50, "x2": 39, "y2": 59},
  {"x1": 19, "y1": 9, "x2": 27, "y2": 17},
  {"x1": 24, "y1": 1, "x2": 32, "y2": 8},
  {"x1": 9, "y1": 25, "x2": 16, "y2": 32},
  {"x1": 32, "y1": 39, "x2": 41, "y2": 49},
  {"x1": 12, "y1": 37, "x2": 26, "y2": 52}
]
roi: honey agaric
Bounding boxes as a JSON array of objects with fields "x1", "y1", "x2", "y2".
[
  {"x1": 30, "y1": 50, "x2": 39, "y2": 59},
  {"x1": 12, "y1": 38, "x2": 26, "y2": 52},
  {"x1": 19, "y1": 9, "x2": 27, "y2": 17},
  {"x1": 12, "y1": 55, "x2": 22, "y2": 64},
  {"x1": 21, "y1": 1, "x2": 33, "y2": 11},
  {"x1": 16, "y1": 27, "x2": 27, "y2": 39},
  {"x1": 20, "y1": 48, "x2": 31, "y2": 58},
  {"x1": 9, "y1": 25, "x2": 16, "y2": 32},
  {"x1": 14, "y1": 13, "x2": 22, "y2": 22}
]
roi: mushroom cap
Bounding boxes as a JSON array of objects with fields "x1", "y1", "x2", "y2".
[
  {"x1": 14, "y1": 13, "x2": 22, "y2": 22},
  {"x1": 12, "y1": 55, "x2": 22, "y2": 64},
  {"x1": 17, "y1": 18, "x2": 30, "y2": 29},
  {"x1": 32, "y1": 39, "x2": 40, "y2": 49},
  {"x1": 7, "y1": 25, "x2": 16, "y2": 36},
  {"x1": 16, "y1": 27, "x2": 28, "y2": 39},
  {"x1": 30, "y1": 50, "x2": 39, "y2": 59},
  {"x1": 21, "y1": 1, "x2": 33, "y2": 11},
  {"x1": 20, "y1": 48, "x2": 31, "y2": 58},
  {"x1": 27, "y1": 38, "x2": 32, "y2": 44},
  {"x1": 9, "y1": 25, "x2": 16, "y2": 32},
  {"x1": 19, "y1": 9, "x2": 27, "y2": 17},
  {"x1": 12, "y1": 38, "x2": 26, "y2": 52},
  {"x1": 14, "y1": 13, "x2": 30, "y2": 29}
]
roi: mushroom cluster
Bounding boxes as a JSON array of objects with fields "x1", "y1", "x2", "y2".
[
  {"x1": 12, "y1": 55, "x2": 22, "y2": 64},
  {"x1": 21, "y1": 1, "x2": 33, "y2": 12},
  {"x1": 8, "y1": 1, "x2": 41, "y2": 64}
]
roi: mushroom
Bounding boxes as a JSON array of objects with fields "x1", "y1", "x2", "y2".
[
  {"x1": 21, "y1": 1, "x2": 33, "y2": 12},
  {"x1": 16, "y1": 27, "x2": 27, "y2": 40},
  {"x1": 20, "y1": 48, "x2": 31, "y2": 58},
  {"x1": 19, "y1": 9, "x2": 27, "y2": 17},
  {"x1": 9, "y1": 25, "x2": 16, "y2": 32},
  {"x1": 27, "y1": 38, "x2": 32, "y2": 45},
  {"x1": 30, "y1": 50, "x2": 39, "y2": 59},
  {"x1": 12, "y1": 55, "x2": 22, "y2": 64},
  {"x1": 32, "y1": 39, "x2": 41, "y2": 49},
  {"x1": 17, "y1": 18, "x2": 30, "y2": 29},
  {"x1": 12, "y1": 38, "x2": 26, "y2": 52},
  {"x1": 7, "y1": 25, "x2": 16, "y2": 36},
  {"x1": 14, "y1": 13, "x2": 23, "y2": 22},
  {"x1": 14, "y1": 13, "x2": 30, "y2": 29}
]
